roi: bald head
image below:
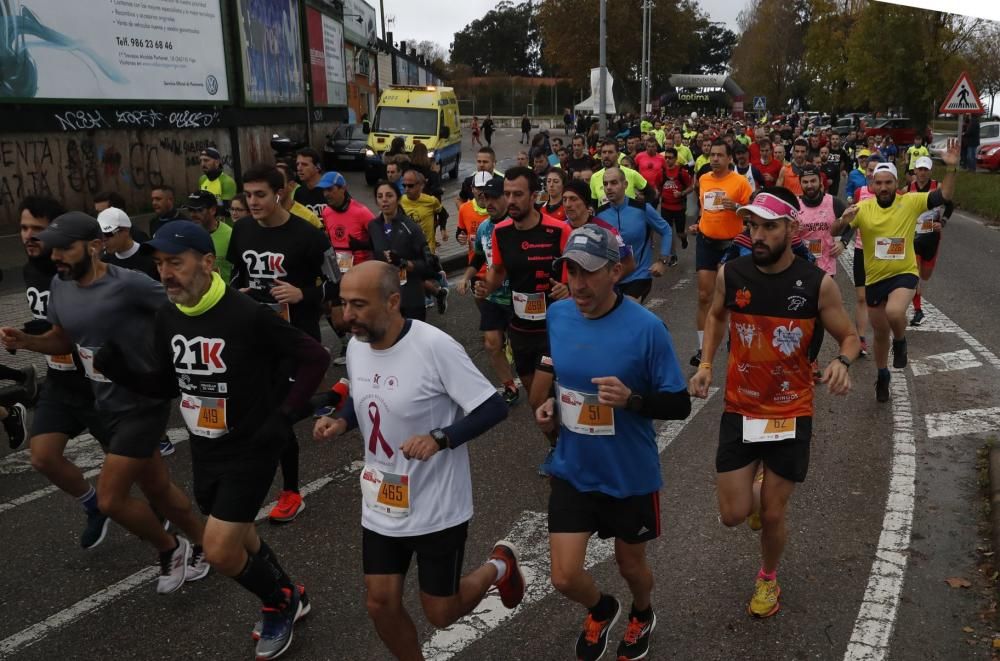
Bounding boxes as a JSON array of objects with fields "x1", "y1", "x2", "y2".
[
  {"x1": 340, "y1": 261, "x2": 403, "y2": 346},
  {"x1": 343, "y1": 260, "x2": 401, "y2": 302}
]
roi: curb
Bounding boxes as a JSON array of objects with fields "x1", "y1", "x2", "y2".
[{"x1": 989, "y1": 445, "x2": 1000, "y2": 555}]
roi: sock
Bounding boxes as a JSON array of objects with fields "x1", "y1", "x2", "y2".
[
  {"x1": 588, "y1": 593, "x2": 616, "y2": 621},
  {"x1": 78, "y1": 485, "x2": 99, "y2": 514},
  {"x1": 488, "y1": 558, "x2": 507, "y2": 583},
  {"x1": 280, "y1": 435, "x2": 300, "y2": 493},
  {"x1": 503, "y1": 380, "x2": 517, "y2": 391},
  {"x1": 258, "y1": 539, "x2": 293, "y2": 591},
  {"x1": 757, "y1": 568, "x2": 777, "y2": 581},
  {"x1": 630, "y1": 604, "x2": 653, "y2": 621},
  {"x1": 697, "y1": 330, "x2": 704, "y2": 350},
  {"x1": 235, "y1": 550, "x2": 288, "y2": 607},
  {"x1": 912, "y1": 292, "x2": 922, "y2": 311},
  {"x1": 878, "y1": 367, "x2": 890, "y2": 379}
]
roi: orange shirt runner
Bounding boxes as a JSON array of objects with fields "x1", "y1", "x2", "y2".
[{"x1": 697, "y1": 171, "x2": 753, "y2": 239}]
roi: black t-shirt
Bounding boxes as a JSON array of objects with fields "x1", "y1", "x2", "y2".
[
  {"x1": 824, "y1": 148, "x2": 850, "y2": 190},
  {"x1": 491, "y1": 215, "x2": 569, "y2": 333},
  {"x1": 226, "y1": 213, "x2": 332, "y2": 340},
  {"x1": 102, "y1": 245, "x2": 159, "y2": 281},
  {"x1": 293, "y1": 183, "x2": 329, "y2": 218},
  {"x1": 565, "y1": 154, "x2": 597, "y2": 174}
]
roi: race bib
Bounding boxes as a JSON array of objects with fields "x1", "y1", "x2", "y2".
[
  {"x1": 874, "y1": 237, "x2": 906, "y2": 260},
  {"x1": 742, "y1": 416, "x2": 797, "y2": 444},
  {"x1": 46, "y1": 353, "x2": 76, "y2": 372},
  {"x1": 360, "y1": 466, "x2": 410, "y2": 518},
  {"x1": 336, "y1": 251, "x2": 355, "y2": 273},
  {"x1": 179, "y1": 394, "x2": 229, "y2": 439},
  {"x1": 556, "y1": 384, "x2": 615, "y2": 436},
  {"x1": 703, "y1": 190, "x2": 725, "y2": 211},
  {"x1": 915, "y1": 210, "x2": 939, "y2": 235},
  {"x1": 76, "y1": 346, "x2": 110, "y2": 383},
  {"x1": 512, "y1": 291, "x2": 546, "y2": 321},
  {"x1": 807, "y1": 239, "x2": 823, "y2": 256}
]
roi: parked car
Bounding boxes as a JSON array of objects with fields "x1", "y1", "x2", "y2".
[
  {"x1": 323, "y1": 123, "x2": 368, "y2": 170},
  {"x1": 930, "y1": 121, "x2": 1000, "y2": 160},
  {"x1": 977, "y1": 143, "x2": 1000, "y2": 171},
  {"x1": 864, "y1": 117, "x2": 921, "y2": 148},
  {"x1": 832, "y1": 113, "x2": 870, "y2": 136}
]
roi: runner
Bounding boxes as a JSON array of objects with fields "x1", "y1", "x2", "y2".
[
  {"x1": 634, "y1": 136, "x2": 667, "y2": 202},
  {"x1": 532, "y1": 224, "x2": 690, "y2": 661},
  {"x1": 93, "y1": 221, "x2": 328, "y2": 660},
  {"x1": 313, "y1": 261, "x2": 524, "y2": 661},
  {"x1": 660, "y1": 147, "x2": 694, "y2": 264},
  {"x1": 562, "y1": 179, "x2": 635, "y2": 276},
  {"x1": 184, "y1": 190, "x2": 234, "y2": 283},
  {"x1": 0, "y1": 212, "x2": 208, "y2": 591},
  {"x1": 733, "y1": 143, "x2": 767, "y2": 192},
  {"x1": 566, "y1": 135, "x2": 597, "y2": 175},
  {"x1": 540, "y1": 167, "x2": 567, "y2": 221},
  {"x1": 754, "y1": 139, "x2": 783, "y2": 188},
  {"x1": 831, "y1": 141, "x2": 960, "y2": 402},
  {"x1": 776, "y1": 138, "x2": 809, "y2": 195},
  {"x1": 905, "y1": 135, "x2": 930, "y2": 184},
  {"x1": 97, "y1": 207, "x2": 158, "y2": 280},
  {"x1": 906, "y1": 156, "x2": 953, "y2": 327},
  {"x1": 399, "y1": 168, "x2": 450, "y2": 314},
  {"x1": 457, "y1": 146, "x2": 502, "y2": 210},
  {"x1": 292, "y1": 148, "x2": 329, "y2": 217},
  {"x1": 689, "y1": 188, "x2": 859, "y2": 618},
  {"x1": 590, "y1": 139, "x2": 653, "y2": 207}
]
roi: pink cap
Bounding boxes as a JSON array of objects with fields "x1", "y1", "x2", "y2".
[{"x1": 737, "y1": 193, "x2": 800, "y2": 222}]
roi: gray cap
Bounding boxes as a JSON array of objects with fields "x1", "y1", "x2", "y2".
[
  {"x1": 555, "y1": 224, "x2": 620, "y2": 272},
  {"x1": 37, "y1": 211, "x2": 101, "y2": 249}
]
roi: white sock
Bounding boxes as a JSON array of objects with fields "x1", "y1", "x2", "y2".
[
  {"x1": 697, "y1": 330, "x2": 704, "y2": 350},
  {"x1": 489, "y1": 558, "x2": 507, "y2": 583}
]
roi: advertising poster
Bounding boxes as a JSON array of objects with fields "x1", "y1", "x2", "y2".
[
  {"x1": 341, "y1": 0, "x2": 377, "y2": 46},
  {"x1": 236, "y1": 0, "x2": 304, "y2": 105},
  {"x1": 305, "y1": 7, "x2": 347, "y2": 107},
  {"x1": 0, "y1": 0, "x2": 229, "y2": 102}
]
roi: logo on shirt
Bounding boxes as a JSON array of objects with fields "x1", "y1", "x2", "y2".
[
  {"x1": 787, "y1": 295, "x2": 807, "y2": 311},
  {"x1": 25, "y1": 287, "x2": 49, "y2": 319},
  {"x1": 736, "y1": 323, "x2": 758, "y2": 348},
  {"x1": 772, "y1": 324, "x2": 803, "y2": 357},
  {"x1": 171, "y1": 335, "x2": 227, "y2": 375},
  {"x1": 735, "y1": 288, "x2": 752, "y2": 309},
  {"x1": 241, "y1": 250, "x2": 287, "y2": 280},
  {"x1": 385, "y1": 376, "x2": 398, "y2": 391}
]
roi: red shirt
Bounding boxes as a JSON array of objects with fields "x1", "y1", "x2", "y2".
[
  {"x1": 756, "y1": 159, "x2": 783, "y2": 187},
  {"x1": 634, "y1": 152, "x2": 667, "y2": 193},
  {"x1": 660, "y1": 166, "x2": 692, "y2": 212}
]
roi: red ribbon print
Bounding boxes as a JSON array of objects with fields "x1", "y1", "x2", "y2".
[{"x1": 368, "y1": 402, "x2": 393, "y2": 458}]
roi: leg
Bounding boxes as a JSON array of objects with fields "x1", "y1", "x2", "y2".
[
  {"x1": 885, "y1": 287, "x2": 915, "y2": 342},
  {"x1": 867, "y1": 302, "x2": 891, "y2": 369},
  {"x1": 203, "y1": 517, "x2": 256, "y2": 577},
  {"x1": 365, "y1": 574, "x2": 422, "y2": 661},
  {"x1": 29, "y1": 433, "x2": 90, "y2": 497},
  {"x1": 97, "y1": 454, "x2": 177, "y2": 551},
  {"x1": 696, "y1": 268, "x2": 716, "y2": 335},
  {"x1": 716, "y1": 462, "x2": 760, "y2": 527},
  {"x1": 854, "y1": 286, "x2": 869, "y2": 344},
  {"x1": 483, "y1": 330, "x2": 514, "y2": 386},
  {"x1": 279, "y1": 435, "x2": 300, "y2": 493},
  {"x1": 614, "y1": 539, "x2": 652, "y2": 611},
  {"x1": 550, "y1": 532, "x2": 599, "y2": 607},
  {"x1": 419, "y1": 563, "x2": 497, "y2": 628},
  {"x1": 135, "y1": 452, "x2": 204, "y2": 545},
  {"x1": 758, "y1": 467, "x2": 797, "y2": 573}
]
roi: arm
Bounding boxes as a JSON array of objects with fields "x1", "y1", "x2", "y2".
[
  {"x1": 440, "y1": 393, "x2": 507, "y2": 449},
  {"x1": 816, "y1": 275, "x2": 860, "y2": 395},
  {"x1": 831, "y1": 198, "x2": 855, "y2": 246},
  {"x1": 93, "y1": 322, "x2": 179, "y2": 400},
  {"x1": 937, "y1": 138, "x2": 960, "y2": 202},
  {"x1": 688, "y1": 268, "x2": 729, "y2": 398},
  {"x1": 256, "y1": 305, "x2": 332, "y2": 419},
  {"x1": 830, "y1": 203, "x2": 859, "y2": 236},
  {"x1": 776, "y1": 166, "x2": 785, "y2": 187},
  {"x1": 0, "y1": 324, "x2": 74, "y2": 355}
]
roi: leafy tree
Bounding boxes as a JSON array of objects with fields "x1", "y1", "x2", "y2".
[
  {"x1": 450, "y1": 1, "x2": 542, "y2": 76},
  {"x1": 686, "y1": 22, "x2": 738, "y2": 75},
  {"x1": 802, "y1": 0, "x2": 861, "y2": 112},
  {"x1": 967, "y1": 24, "x2": 1000, "y2": 116}
]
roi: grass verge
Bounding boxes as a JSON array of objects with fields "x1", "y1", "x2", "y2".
[{"x1": 931, "y1": 164, "x2": 1000, "y2": 222}]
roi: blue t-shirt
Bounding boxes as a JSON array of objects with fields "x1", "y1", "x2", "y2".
[
  {"x1": 546, "y1": 296, "x2": 686, "y2": 497},
  {"x1": 596, "y1": 199, "x2": 672, "y2": 284},
  {"x1": 474, "y1": 218, "x2": 511, "y2": 305}
]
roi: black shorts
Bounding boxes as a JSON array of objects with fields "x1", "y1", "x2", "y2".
[
  {"x1": 193, "y1": 451, "x2": 279, "y2": 522},
  {"x1": 913, "y1": 232, "x2": 941, "y2": 262},
  {"x1": 102, "y1": 401, "x2": 171, "y2": 459},
  {"x1": 618, "y1": 278, "x2": 652, "y2": 302},
  {"x1": 30, "y1": 381, "x2": 110, "y2": 443},
  {"x1": 479, "y1": 299, "x2": 513, "y2": 332},
  {"x1": 853, "y1": 247, "x2": 866, "y2": 288},
  {"x1": 362, "y1": 522, "x2": 468, "y2": 597},
  {"x1": 865, "y1": 273, "x2": 919, "y2": 307},
  {"x1": 548, "y1": 476, "x2": 660, "y2": 544},
  {"x1": 696, "y1": 234, "x2": 734, "y2": 271},
  {"x1": 508, "y1": 328, "x2": 549, "y2": 377},
  {"x1": 716, "y1": 412, "x2": 812, "y2": 483},
  {"x1": 661, "y1": 209, "x2": 687, "y2": 235}
]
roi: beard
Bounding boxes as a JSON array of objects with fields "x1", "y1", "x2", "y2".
[
  {"x1": 351, "y1": 321, "x2": 385, "y2": 344},
  {"x1": 56, "y1": 250, "x2": 92, "y2": 281},
  {"x1": 751, "y1": 240, "x2": 786, "y2": 266}
]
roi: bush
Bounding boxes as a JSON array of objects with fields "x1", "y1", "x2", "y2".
[{"x1": 931, "y1": 164, "x2": 1000, "y2": 221}]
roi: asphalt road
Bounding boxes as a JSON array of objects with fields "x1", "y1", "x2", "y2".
[{"x1": 1, "y1": 129, "x2": 999, "y2": 660}]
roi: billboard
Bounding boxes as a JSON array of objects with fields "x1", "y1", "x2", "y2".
[
  {"x1": 341, "y1": 0, "x2": 377, "y2": 46},
  {"x1": 0, "y1": 0, "x2": 229, "y2": 102},
  {"x1": 306, "y1": 8, "x2": 347, "y2": 107},
  {"x1": 235, "y1": 0, "x2": 305, "y2": 105}
]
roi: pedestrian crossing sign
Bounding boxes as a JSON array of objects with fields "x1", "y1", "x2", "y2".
[
  {"x1": 753, "y1": 96, "x2": 766, "y2": 111},
  {"x1": 940, "y1": 72, "x2": 984, "y2": 114}
]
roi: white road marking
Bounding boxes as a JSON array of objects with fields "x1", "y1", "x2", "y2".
[
  {"x1": 0, "y1": 455, "x2": 365, "y2": 657},
  {"x1": 671, "y1": 278, "x2": 690, "y2": 290},
  {"x1": 421, "y1": 389, "x2": 718, "y2": 660},
  {"x1": 0, "y1": 434, "x2": 105, "y2": 476},
  {"x1": 908, "y1": 349, "x2": 981, "y2": 377},
  {"x1": 644, "y1": 297, "x2": 666, "y2": 310},
  {"x1": 919, "y1": 301, "x2": 1000, "y2": 371},
  {"x1": 923, "y1": 407, "x2": 1000, "y2": 439},
  {"x1": 843, "y1": 370, "x2": 916, "y2": 661}
]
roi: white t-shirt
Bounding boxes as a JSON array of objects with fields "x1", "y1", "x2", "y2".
[{"x1": 348, "y1": 320, "x2": 496, "y2": 537}]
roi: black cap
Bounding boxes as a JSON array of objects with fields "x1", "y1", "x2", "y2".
[
  {"x1": 563, "y1": 179, "x2": 593, "y2": 206},
  {"x1": 799, "y1": 163, "x2": 822, "y2": 179},
  {"x1": 144, "y1": 220, "x2": 215, "y2": 256},
  {"x1": 184, "y1": 190, "x2": 218, "y2": 210},
  {"x1": 200, "y1": 147, "x2": 222, "y2": 160},
  {"x1": 481, "y1": 176, "x2": 505, "y2": 198},
  {"x1": 37, "y1": 211, "x2": 101, "y2": 249}
]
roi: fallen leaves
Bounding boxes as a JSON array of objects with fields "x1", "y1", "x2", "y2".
[{"x1": 946, "y1": 576, "x2": 973, "y2": 588}]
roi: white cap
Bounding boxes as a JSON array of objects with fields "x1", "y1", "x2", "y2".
[
  {"x1": 473, "y1": 171, "x2": 493, "y2": 188},
  {"x1": 914, "y1": 156, "x2": 933, "y2": 170},
  {"x1": 872, "y1": 162, "x2": 898, "y2": 181},
  {"x1": 97, "y1": 207, "x2": 131, "y2": 233}
]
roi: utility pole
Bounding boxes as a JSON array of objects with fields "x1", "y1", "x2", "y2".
[
  {"x1": 639, "y1": 1, "x2": 647, "y2": 116},
  {"x1": 645, "y1": 0, "x2": 653, "y2": 114},
  {"x1": 599, "y1": 0, "x2": 607, "y2": 136}
]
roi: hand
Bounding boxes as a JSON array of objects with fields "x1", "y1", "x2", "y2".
[
  {"x1": 841, "y1": 204, "x2": 860, "y2": 224},
  {"x1": 238, "y1": 287, "x2": 251, "y2": 294},
  {"x1": 688, "y1": 367, "x2": 713, "y2": 399},
  {"x1": 932, "y1": 221, "x2": 943, "y2": 232},
  {"x1": 591, "y1": 376, "x2": 631, "y2": 408},
  {"x1": 271, "y1": 280, "x2": 303, "y2": 304},
  {"x1": 830, "y1": 241, "x2": 845, "y2": 258},
  {"x1": 820, "y1": 361, "x2": 851, "y2": 396},
  {"x1": 456, "y1": 279, "x2": 469, "y2": 295},
  {"x1": 549, "y1": 278, "x2": 570, "y2": 300},
  {"x1": 0, "y1": 327, "x2": 28, "y2": 351},
  {"x1": 941, "y1": 138, "x2": 960, "y2": 167},
  {"x1": 313, "y1": 416, "x2": 347, "y2": 441},
  {"x1": 650, "y1": 261, "x2": 667, "y2": 277},
  {"x1": 720, "y1": 196, "x2": 738, "y2": 211},
  {"x1": 763, "y1": 173, "x2": 775, "y2": 184},
  {"x1": 535, "y1": 397, "x2": 557, "y2": 433},
  {"x1": 687, "y1": 223, "x2": 701, "y2": 235},
  {"x1": 672, "y1": 189, "x2": 683, "y2": 198},
  {"x1": 473, "y1": 280, "x2": 489, "y2": 299},
  {"x1": 439, "y1": 228, "x2": 449, "y2": 243},
  {"x1": 400, "y1": 434, "x2": 439, "y2": 461},
  {"x1": 457, "y1": 231, "x2": 468, "y2": 246}
]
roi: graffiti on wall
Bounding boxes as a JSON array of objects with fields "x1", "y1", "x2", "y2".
[{"x1": 50, "y1": 108, "x2": 222, "y2": 133}]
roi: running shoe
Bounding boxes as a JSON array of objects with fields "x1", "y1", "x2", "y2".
[
  {"x1": 689, "y1": 349, "x2": 703, "y2": 368},
  {"x1": 3, "y1": 402, "x2": 27, "y2": 449},
  {"x1": 681, "y1": 235, "x2": 688, "y2": 249},
  {"x1": 575, "y1": 596, "x2": 620, "y2": 661},
  {"x1": 490, "y1": 541, "x2": 525, "y2": 609},
  {"x1": 501, "y1": 385, "x2": 520, "y2": 407},
  {"x1": 424, "y1": 295, "x2": 435, "y2": 309},
  {"x1": 186, "y1": 544, "x2": 210, "y2": 582},
  {"x1": 436, "y1": 288, "x2": 449, "y2": 314},
  {"x1": 81, "y1": 510, "x2": 110, "y2": 550},
  {"x1": 20, "y1": 366, "x2": 38, "y2": 404},
  {"x1": 269, "y1": 491, "x2": 305, "y2": 523},
  {"x1": 333, "y1": 344, "x2": 347, "y2": 367},
  {"x1": 748, "y1": 577, "x2": 781, "y2": 618},
  {"x1": 875, "y1": 371, "x2": 891, "y2": 403},
  {"x1": 892, "y1": 338, "x2": 907, "y2": 369},
  {"x1": 616, "y1": 610, "x2": 656, "y2": 660},
  {"x1": 157, "y1": 536, "x2": 190, "y2": 594},
  {"x1": 253, "y1": 584, "x2": 311, "y2": 641},
  {"x1": 255, "y1": 585, "x2": 304, "y2": 660},
  {"x1": 910, "y1": 309, "x2": 925, "y2": 327},
  {"x1": 537, "y1": 448, "x2": 555, "y2": 477},
  {"x1": 667, "y1": 255, "x2": 678, "y2": 267},
  {"x1": 159, "y1": 438, "x2": 175, "y2": 457}
]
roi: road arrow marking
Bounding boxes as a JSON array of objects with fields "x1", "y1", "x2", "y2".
[
  {"x1": 924, "y1": 407, "x2": 1000, "y2": 439},
  {"x1": 909, "y1": 349, "x2": 981, "y2": 377}
]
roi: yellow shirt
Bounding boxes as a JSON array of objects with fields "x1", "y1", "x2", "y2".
[
  {"x1": 590, "y1": 166, "x2": 648, "y2": 207},
  {"x1": 400, "y1": 193, "x2": 443, "y2": 251},
  {"x1": 694, "y1": 155, "x2": 710, "y2": 174},
  {"x1": 851, "y1": 192, "x2": 928, "y2": 286},
  {"x1": 674, "y1": 144, "x2": 694, "y2": 167},
  {"x1": 290, "y1": 201, "x2": 323, "y2": 229}
]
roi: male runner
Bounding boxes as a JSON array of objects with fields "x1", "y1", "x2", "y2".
[
  {"x1": 733, "y1": 143, "x2": 766, "y2": 193},
  {"x1": 457, "y1": 146, "x2": 503, "y2": 210},
  {"x1": 566, "y1": 135, "x2": 596, "y2": 175},
  {"x1": 1, "y1": 212, "x2": 207, "y2": 590},
  {"x1": 776, "y1": 139, "x2": 809, "y2": 196},
  {"x1": 590, "y1": 140, "x2": 653, "y2": 207},
  {"x1": 98, "y1": 207, "x2": 158, "y2": 280},
  {"x1": 660, "y1": 147, "x2": 694, "y2": 263},
  {"x1": 831, "y1": 142, "x2": 959, "y2": 401},
  {"x1": 292, "y1": 148, "x2": 329, "y2": 217},
  {"x1": 184, "y1": 190, "x2": 235, "y2": 282},
  {"x1": 905, "y1": 134, "x2": 930, "y2": 182},
  {"x1": 399, "y1": 169, "x2": 449, "y2": 313},
  {"x1": 533, "y1": 225, "x2": 690, "y2": 661},
  {"x1": 563, "y1": 179, "x2": 635, "y2": 275},
  {"x1": 906, "y1": 156, "x2": 953, "y2": 327},
  {"x1": 690, "y1": 188, "x2": 859, "y2": 618},
  {"x1": 314, "y1": 261, "x2": 524, "y2": 661},
  {"x1": 98, "y1": 221, "x2": 328, "y2": 660},
  {"x1": 634, "y1": 136, "x2": 667, "y2": 201}
]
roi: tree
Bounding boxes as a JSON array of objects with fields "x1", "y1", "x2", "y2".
[
  {"x1": 802, "y1": 0, "x2": 861, "y2": 112},
  {"x1": 449, "y1": 1, "x2": 542, "y2": 76},
  {"x1": 967, "y1": 24, "x2": 1000, "y2": 116},
  {"x1": 686, "y1": 23, "x2": 738, "y2": 75},
  {"x1": 412, "y1": 40, "x2": 449, "y2": 80}
]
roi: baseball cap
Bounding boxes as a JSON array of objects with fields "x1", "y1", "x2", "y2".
[
  {"x1": 555, "y1": 225, "x2": 620, "y2": 272},
  {"x1": 144, "y1": 220, "x2": 215, "y2": 256},
  {"x1": 914, "y1": 156, "x2": 933, "y2": 170},
  {"x1": 37, "y1": 211, "x2": 101, "y2": 249},
  {"x1": 873, "y1": 162, "x2": 898, "y2": 180},
  {"x1": 97, "y1": 207, "x2": 132, "y2": 233},
  {"x1": 563, "y1": 179, "x2": 593, "y2": 206},
  {"x1": 737, "y1": 192, "x2": 800, "y2": 222},
  {"x1": 317, "y1": 171, "x2": 347, "y2": 189},
  {"x1": 184, "y1": 190, "x2": 218, "y2": 210},
  {"x1": 798, "y1": 164, "x2": 822, "y2": 179},
  {"x1": 481, "y1": 176, "x2": 505, "y2": 198},
  {"x1": 200, "y1": 147, "x2": 222, "y2": 160},
  {"x1": 857, "y1": 149, "x2": 872, "y2": 158}
]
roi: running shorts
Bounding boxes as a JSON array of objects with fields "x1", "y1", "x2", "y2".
[
  {"x1": 508, "y1": 328, "x2": 550, "y2": 377},
  {"x1": 548, "y1": 476, "x2": 661, "y2": 544},
  {"x1": 618, "y1": 278, "x2": 652, "y2": 302},
  {"x1": 30, "y1": 381, "x2": 110, "y2": 444},
  {"x1": 913, "y1": 231, "x2": 941, "y2": 263},
  {"x1": 661, "y1": 209, "x2": 687, "y2": 235},
  {"x1": 716, "y1": 412, "x2": 812, "y2": 483},
  {"x1": 865, "y1": 273, "x2": 919, "y2": 307},
  {"x1": 102, "y1": 400, "x2": 171, "y2": 459},
  {"x1": 362, "y1": 522, "x2": 469, "y2": 597},
  {"x1": 695, "y1": 234, "x2": 734, "y2": 271},
  {"x1": 479, "y1": 299, "x2": 513, "y2": 332}
]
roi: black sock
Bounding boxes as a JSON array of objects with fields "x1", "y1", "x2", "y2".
[
  {"x1": 588, "y1": 593, "x2": 616, "y2": 621},
  {"x1": 257, "y1": 539, "x2": 293, "y2": 591},
  {"x1": 280, "y1": 435, "x2": 300, "y2": 493},
  {"x1": 235, "y1": 550, "x2": 287, "y2": 607},
  {"x1": 630, "y1": 604, "x2": 653, "y2": 621}
]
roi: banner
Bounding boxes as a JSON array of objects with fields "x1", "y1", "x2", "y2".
[
  {"x1": 306, "y1": 8, "x2": 347, "y2": 107},
  {"x1": 341, "y1": 0, "x2": 377, "y2": 47},
  {"x1": 0, "y1": 0, "x2": 229, "y2": 102},
  {"x1": 235, "y1": 0, "x2": 305, "y2": 105}
]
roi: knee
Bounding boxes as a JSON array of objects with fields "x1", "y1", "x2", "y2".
[
  {"x1": 96, "y1": 486, "x2": 123, "y2": 517},
  {"x1": 760, "y1": 504, "x2": 786, "y2": 530},
  {"x1": 550, "y1": 566, "x2": 582, "y2": 596},
  {"x1": 615, "y1": 554, "x2": 647, "y2": 581},
  {"x1": 366, "y1": 592, "x2": 400, "y2": 622},
  {"x1": 697, "y1": 286, "x2": 713, "y2": 307},
  {"x1": 720, "y1": 510, "x2": 747, "y2": 527},
  {"x1": 483, "y1": 334, "x2": 501, "y2": 354},
  {"x1": 423, "y1": 604, "x2": 455, "y2": 629},
  {"x1": 29, "y1": 446, "x2": 58, "y2": 474},
  {"x1": 203, "y1": 540, "x2": 243, "y2": 575}
]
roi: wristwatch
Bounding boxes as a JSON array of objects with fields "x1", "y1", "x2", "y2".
[
  {"x1": 626, "y1": 392, "x2": 644, "y2": 412},
  {"x1": 836, "y1": 354, "x2": 852, "y2": 368},
  {"x1": 430, "y1": 428, "x2": 450, "y2": 450}
]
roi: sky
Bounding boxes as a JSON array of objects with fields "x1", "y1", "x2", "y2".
[{"x1": 375, "y1": 0, "x2": 746, "y2": 54}]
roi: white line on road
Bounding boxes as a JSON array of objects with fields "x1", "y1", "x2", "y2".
[
  {"x1": 919, "y1": 301, "x2": 1000, "y2": 372},
  {"x1": 924, "y1": 407, "x2": 1000, "y2": 439},
  {"x1": 671, "y1": 278, "x2": 690, "y2": 290},
  {"x1": 908, "y1": 348, "x2": 982, "y2": 377},
  {"x1": 421, "y1": 389, "x2": 718, "y2": 660}
]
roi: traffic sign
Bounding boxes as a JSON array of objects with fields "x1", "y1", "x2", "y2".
[
  {"x1": 939, "y1": 72, "x2": 984, "y2": 115},
  {"x1": 753, "y1": 96, "x2": 767, "y2": 111}
]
